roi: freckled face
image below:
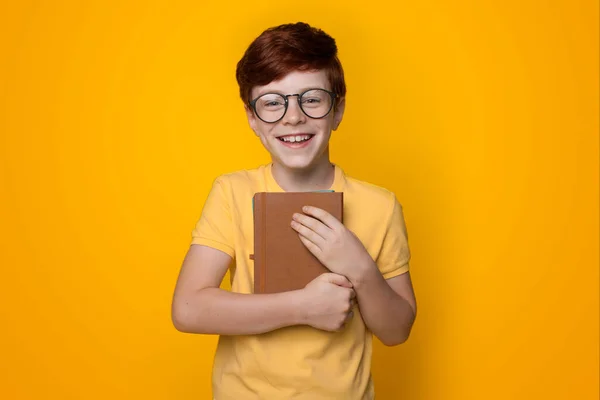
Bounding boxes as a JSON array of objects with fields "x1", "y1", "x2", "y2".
[{"x1": 245, "y1": 70, "x2": 345, "y2": 170}]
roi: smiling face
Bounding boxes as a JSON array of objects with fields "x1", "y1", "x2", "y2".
[{"x1": 245, "y1": 70, "x2": 345, "y2": 171}]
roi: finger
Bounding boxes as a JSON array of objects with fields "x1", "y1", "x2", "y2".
[
  {"x1": 323, "y1": 273, "x2": 352, "y2": 288},
  {"x1": 302, "y1": 206, "x2": 343, "y2": 230},
  {"x1": 292, "y1": 213, "x2": 332, "y2": 240},
  {"x1": 298, "y1": 234, "x2": 323, "y2": 258},
  {"x1": 291, "y1": 220, "x2": 326, "y2": 247},
  {"x1": 344, "y1": 310, "x2": 354, "y2": 324}
]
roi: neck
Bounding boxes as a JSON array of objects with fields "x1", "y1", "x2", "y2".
[{"x1": 271, "y1": 155, "x2": 335, "y2": 192}]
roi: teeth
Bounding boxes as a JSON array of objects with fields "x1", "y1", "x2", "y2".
[{"x1": 281, "y1": 135, "x2": 311, "y2": 143}]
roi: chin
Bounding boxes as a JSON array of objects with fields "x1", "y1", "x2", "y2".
[
  {"x1": 275, "y1": 155, "x2": 319, "y2": 171},
  {"x1": 268, "y1": 141, "x2": 330, "y2": 171}
]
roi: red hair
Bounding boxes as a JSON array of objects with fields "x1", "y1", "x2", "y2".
[{"x1": 236, "y1": 22, "x2": 346, "y2": 106}]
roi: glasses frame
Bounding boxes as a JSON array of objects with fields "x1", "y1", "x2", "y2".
[{"x1": 248, "y1": 88, "x2": 337, "y2": 124}]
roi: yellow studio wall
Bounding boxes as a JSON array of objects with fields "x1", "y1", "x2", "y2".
[{"x1": 0, "y1": 1, "x2": 597, "y2": 399}]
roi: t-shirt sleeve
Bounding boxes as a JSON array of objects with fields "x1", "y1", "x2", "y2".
[
  {"x1": 190, "y1": 177, "x2": 235, "y2": 258},
  {"x1": 376, "y1": 193, "x2": 411, "y2": 279}
]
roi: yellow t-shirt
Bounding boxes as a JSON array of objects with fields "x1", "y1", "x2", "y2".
[{"x1": 191, "y1": 163, "x2": 411, "y2": 400}]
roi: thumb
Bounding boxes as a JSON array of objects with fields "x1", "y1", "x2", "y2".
[{"x1": 323, "y1": 273, "x2": 353, "y2": 288}]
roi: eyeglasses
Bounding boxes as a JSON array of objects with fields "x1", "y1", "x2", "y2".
[{"x1": 249, "y1": 88, "x2": 337, "y2": 123}]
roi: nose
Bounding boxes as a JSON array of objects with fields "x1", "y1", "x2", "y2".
[{"x1": 282, "y1": 95, "x2": 306, "y2": 125}]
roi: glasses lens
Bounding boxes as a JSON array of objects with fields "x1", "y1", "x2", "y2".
[
  {"x1": 300, "y1": 89, "x2": 333, "y2": 118},
  {"x1": 254, "y1": 93, "x2": 286, "y2": 122}
]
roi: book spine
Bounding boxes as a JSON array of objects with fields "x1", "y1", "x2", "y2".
[
  {"x1": 253, "y1": 193, "x2": 266, "y2": 294},
  {"x1": 339, "y1": 192, "x2": 344, "y2": 223}
]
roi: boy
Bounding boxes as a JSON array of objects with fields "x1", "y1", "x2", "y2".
[{"x1": 171, "y1": 22, "x2": 417, "y2": 400}]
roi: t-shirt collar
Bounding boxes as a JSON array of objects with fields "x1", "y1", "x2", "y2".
[{"x1": 264, "y1": 162, "x2": 345, "y2": 193}]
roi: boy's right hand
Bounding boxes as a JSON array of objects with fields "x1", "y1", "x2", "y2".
[{"x1": 300, "y1": 273, "x2": 356, "y2": 332}]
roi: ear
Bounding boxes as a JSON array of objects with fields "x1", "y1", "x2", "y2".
[
  {"x1": 244, "y1": 104, "x2": 260, "y2": 137},
  {"x1": 332, "y1": 97, "x2": 346, "y2": 131}
]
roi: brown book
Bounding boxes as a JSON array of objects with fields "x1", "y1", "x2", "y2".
[{"x1": 252, "y1": 191, "x2": 344, "y2": 294}]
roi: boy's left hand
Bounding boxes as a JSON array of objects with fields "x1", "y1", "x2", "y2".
[{"x1": 291, "y1": 206, "x2": 373, "y2": 281}]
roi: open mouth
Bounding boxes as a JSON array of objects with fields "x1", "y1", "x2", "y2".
[{"x1": 277, "y1": 134, "x2": 314, "y2": 145}]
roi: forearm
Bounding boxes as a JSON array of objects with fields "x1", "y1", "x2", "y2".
[
  {"x1": 350, "y1": 262, "x2": 416, "y2": 346},
  {"x1": 172, "y1": 287, "x2": 305, "y2": 335}
]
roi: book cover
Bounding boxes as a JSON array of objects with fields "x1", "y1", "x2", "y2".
[{"x1": 252, "y1": 191, "x2": 344, "y2": 294}]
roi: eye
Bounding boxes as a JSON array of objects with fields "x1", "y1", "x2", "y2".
[
  {"x1": 302, "y1": 97, "x2": 321, "y2": 104},
  {"x1": 258, "y1": 94, "x2": 285, "y2": 109}
]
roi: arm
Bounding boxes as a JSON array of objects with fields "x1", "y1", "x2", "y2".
[
  {"x1": 171, "y1": 244, "x2": 304, "y2": 335},
  {"x1": 349, "y1": 265, "x2": 416, "y2": 346},
  {"x1": 290, "y1": 203, "x2": 417, "y2": 346},
  {"x1": 171, "y1": 244, "x2": 355, "y2": 335}
]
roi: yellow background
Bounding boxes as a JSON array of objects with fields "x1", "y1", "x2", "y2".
[{"x1": 1, "y1": 1, "x2": 598, "y2": 399}]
